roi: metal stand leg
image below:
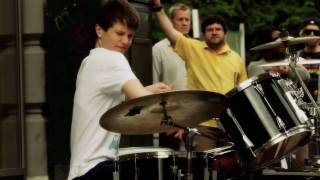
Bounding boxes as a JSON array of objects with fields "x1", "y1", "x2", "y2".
[{"x1": 183, "y1": 127, "x2": 199, "y2": 180}]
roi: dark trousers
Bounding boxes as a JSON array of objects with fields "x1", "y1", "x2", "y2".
[{"x1": 73, "y1": 161, "x2": 115, "y2": 180}]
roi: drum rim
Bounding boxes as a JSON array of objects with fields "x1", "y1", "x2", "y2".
[
  {"x1": 250, "y1": 126, "x2": 312, "y2": 170},
  {"x1": 117, "y1": 147, "x2": 174, "y2": 161},
  {"x1": 174, "y1": 148, "x2": 235, "y2": 158},
  {"x1": 226, "y1": 73, "x2": 280, "y2": 97},
  {"x1": 253, "y1": 125, "x2": 312, "y2": 157}
]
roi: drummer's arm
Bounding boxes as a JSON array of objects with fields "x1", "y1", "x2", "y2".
[
  {"x1": 289, "y1": 65, "x2": 310, "y2": 82},
  {"x1": 122, "y1": 79, "x2": 171, "y2": 100}
]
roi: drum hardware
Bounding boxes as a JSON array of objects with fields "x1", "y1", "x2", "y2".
[
  {"x1": 220, "y1": 72, "x2": 312, "y2": 170},
  {"x1": 271, "y1": 33, "x2": 320, "y2": 170},
  {"x1": 115, "y1": 147, "x2": 176, "y2": 180},
  {"x1": 285, "y1": 45, "x2": 320, "y2": 169},
  {"x1": 253, "y1": 83, "x2": 287, "y2": 132},
  {"x1": 159, "y1": 99, "x2": 200, "y2": 180},
  {"x1": 226, "y1": 109, "x2": 255, "y2": 155},
  {"x1": 100, "y1": 90, "x2": 230, "y2": 180}
]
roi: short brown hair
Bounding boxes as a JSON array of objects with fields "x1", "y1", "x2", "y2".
[{"x1": 96, "y1": 0, "x2": 139, "y2": 31}]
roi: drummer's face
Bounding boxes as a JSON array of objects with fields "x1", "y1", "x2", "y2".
[
  {"x1": 96, "y1": 22, "x2": 135, "y2": 53},
  {"x1": 302, "y1": 24, "x2": 320, "y2": 47}
]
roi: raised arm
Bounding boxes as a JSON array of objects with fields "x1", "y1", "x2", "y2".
[{"x1": 152, "y1": 0, "x2": 181, "y2": 45}]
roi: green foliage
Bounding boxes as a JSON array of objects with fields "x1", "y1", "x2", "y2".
[{"x1": 152, "y1": 0, "x2": 320, "y2": 63}]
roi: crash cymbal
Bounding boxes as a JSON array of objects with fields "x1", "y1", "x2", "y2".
[
  {"x1": 250, "y1": 36, "x2": 320, "y2": 51},
  {"x1": 100, "y1": 90, "x2": 228, "y2": 135},
  {"x1": 258, "y1": 57, "x2": 320, "y2": 67}
]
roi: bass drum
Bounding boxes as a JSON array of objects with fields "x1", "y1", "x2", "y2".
[{"x1": 220, "y1": 73, "x2": 312, "y2": 170}]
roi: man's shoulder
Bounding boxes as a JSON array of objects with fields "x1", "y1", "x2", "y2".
[
  {"x1": 89, "y1": 48, "x2": 126, "y2": 64},
  {"x1": 153, "y1": 38, "x2": 170, "y2": 48}
]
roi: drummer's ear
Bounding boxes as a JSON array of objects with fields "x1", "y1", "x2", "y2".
[{"x1": 95, "y1": 24, "x2": 103, "y2": 38}]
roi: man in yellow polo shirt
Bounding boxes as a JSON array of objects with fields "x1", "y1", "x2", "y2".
[{"x1": 152, "y1": 0, "x2": 248, "y2": 151}]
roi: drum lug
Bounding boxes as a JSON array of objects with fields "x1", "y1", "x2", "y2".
[
  {"x1": 226, "y1": 109, "x2": 255, "y2": 149},
  {"x1": 276, "y1": 116, "x2": 287, "y2": 132},
  {"x1": 177, "y1": 169, "x2": 183, "y2": 180},
  {"x1": 113, "y1": 171, "x2": 119, "y2": 180}
]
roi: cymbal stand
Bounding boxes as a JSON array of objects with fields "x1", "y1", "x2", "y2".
[
  {"x1": 160, "y1": 101, "x2": 199, "y2": 180},
  {"x1": 286, "y1": 46, "x2": 320, "y2": 167}
]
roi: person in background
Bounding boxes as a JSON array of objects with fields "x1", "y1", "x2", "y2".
[
  {"x1": 152, "y1": 0, "x2": 248, "y2": 151},
  {"x1": 248, "y1": 26, "x2": 286, "y2": 77},
  {"x1": 294, "y1": 17, "x2": 320, "y2": 171},
  {"x1": 68, "y1": 1, "x2": 170, "y2": 180},
  {"x1": 248, "y1": 26, "x2": 309, "y2": 81},
  {"x1": 299, "y1": 17, "x2": 320, "y2": 102},
  {"x1": 152, "y1": 3, "x2": 191, "y2": 150}
]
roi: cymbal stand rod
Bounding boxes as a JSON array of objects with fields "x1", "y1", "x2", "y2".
[
  {"x1": 184, "y1": 127, "x2": 199, "y2": 180},
  {"x1": 288, "y1": 51, "x2": 319, "y2": 125},
  {"x1": 159, "y1": 100, "x2": 199, "y2": 179},
  {"x1": 160, "y1": 100, "x2": 172, "y2": 125},
  {"x1": 287, "y1": 50, "x2": 320, "y2": 166}
]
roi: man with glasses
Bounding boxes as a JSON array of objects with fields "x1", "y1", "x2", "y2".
[
  {"x1": 299, "y1": 17, "x2": 320, "y2": 102},
  {"x1": 295, "y1": 17, "x2": 320, "y2": 171}
]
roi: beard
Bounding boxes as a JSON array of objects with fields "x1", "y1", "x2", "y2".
[{"x1": 206, "y1": 37, "x2": 225, "y2": 49}]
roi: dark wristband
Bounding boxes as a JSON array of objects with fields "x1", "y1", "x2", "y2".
[{"x1": 152, "y1": 5, "x2": 162, "y2": 12}]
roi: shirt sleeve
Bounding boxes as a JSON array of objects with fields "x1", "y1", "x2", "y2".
[
  {"x1": 152, "y1": 44, "x2": 162, "y2": 83},
  {"x1": 100, "y1": 52, "x2": 137, "y2": 94},
  {"x1": 173, "y1": 33, "x2": 189, "y2": 61}
]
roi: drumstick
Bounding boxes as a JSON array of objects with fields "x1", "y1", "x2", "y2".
[
  {"x1": 169, "y1": 79, "x2": 179, "y2": 89},
  {"x1": 234, "y1": 72, "x2": 238, "y2": 86}
]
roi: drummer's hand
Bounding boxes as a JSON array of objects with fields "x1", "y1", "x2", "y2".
[
  {"x1": 266, "y1": 66, "x2": 289, "y2": 74},
  {"x1": 173, "y1": 129, "x2": 184, "y2": 140},
  {"x1": 146, "y1": 82, "x2": 171, "y2": 94},
  {"x1": 314, "y1": 90, "x2": 319, "y2": 98}
]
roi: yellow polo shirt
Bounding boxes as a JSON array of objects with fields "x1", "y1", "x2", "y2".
[{"x1": 174, "y1": 33, "x2": 248, "y2": 127}]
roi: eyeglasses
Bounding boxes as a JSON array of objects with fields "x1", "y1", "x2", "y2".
[{"x1": 303, "y1": 29, "x2": 320, "y2": 36}]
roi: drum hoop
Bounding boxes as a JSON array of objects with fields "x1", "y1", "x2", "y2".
[
  {"x1": 226, "y1": 73, "x2": 280, "y2": 97},
  {"x1": 253, "y1": 125, "x2": 311, "y2": 163},
  {"x1": 174, "y1": 151, "x2": 210, "y2": 158},
  {"x1": 226, "y1": 77, "x2": 257, "y2": 97},
  {"x1": 118, "y1": 152, "x2": 172, "y2": 161},
  {"x1": 250, "y1": 127, "x2": 311, "y2": 170},
  {"x1": 253, "y1": 133, "x2": 287, "y2": 156},
  {"x1": 117, "y1": 147, "x2": 174, "y2": 161},
  {"x1": 285, "y1": 125, "x2": 312, "y2": 139}
]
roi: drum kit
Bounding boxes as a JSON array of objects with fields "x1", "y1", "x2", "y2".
[{"x1": 99, "y1": 35, "x2": 320, "y2": 180}]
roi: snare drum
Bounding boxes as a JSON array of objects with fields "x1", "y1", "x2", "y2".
[
  {"x1": 220, "y1": 73, "x2": 312, "y2": 170},
  {"x1": 116, "y1": 147, "x2": 175, "y2": 180}
]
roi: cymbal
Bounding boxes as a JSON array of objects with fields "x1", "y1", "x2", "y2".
[
  {"x1": 257, "y1": 57, "x2": 320, "y2": 67},
  {"x1": 250, "y1": 36, "x2": 320, "y2": 51},
  {"x1": 100, "y1": 90, "x2": 228, "y2": 135}
]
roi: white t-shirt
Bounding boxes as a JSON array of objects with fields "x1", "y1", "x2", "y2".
[
  {"x1": 152, "y1": 38, "x2": 187, "y2": 90},
  {"x1": 68, "y1": 48, "x2": 137, "y2": 180}
]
